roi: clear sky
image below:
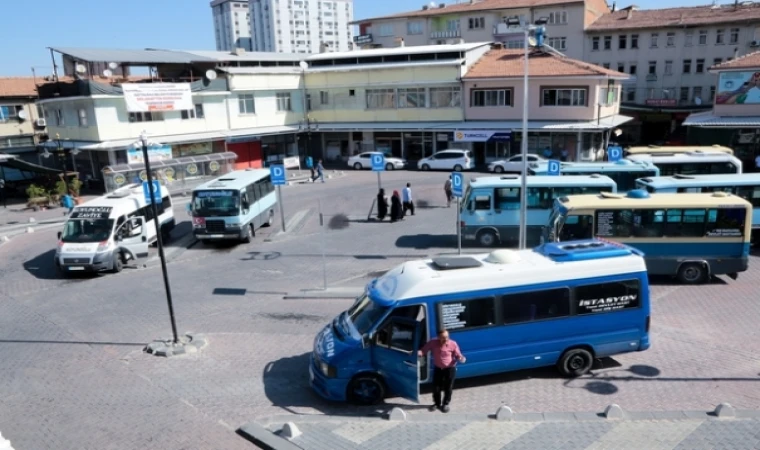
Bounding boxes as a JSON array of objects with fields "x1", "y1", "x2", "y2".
[{"x1": 1, "y1": 0, "x2": 715, "y2": 76}]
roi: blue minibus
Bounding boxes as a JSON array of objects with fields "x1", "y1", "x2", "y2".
[
  {"x1": 626, "y1": 152, "x2": 742, "y2": 176},
  {"x1": 460, "y1": 175, "x2": 616, "y2": 247},
  {"x1": 529, "y1": 160, "x2": 659, "y2": 192},
  {"x1": 310, "y1": 239, "x2": 651, "y2": 404},
  {"x1": 189, "y1": 169, "x2": 277, "y2": 243},
  {"x1": 635, "y1": 174, "x2": 760, "y2": 244}
]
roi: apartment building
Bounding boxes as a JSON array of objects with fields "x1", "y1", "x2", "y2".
[
  {"x1": 211, "y1": 0, "x2": 253, "y2": 51},
  {"x1": 0, "y1": 78, "x2": 45, "y2": 163},
  {"x1": 584, "y1": 3, "x2": 760, "y2": 144},
  {"x1": 249, "y1": 0, "x2": 354, "y2": 54},
  {"x1": 352, "y1": 0, "x2": 611, "y2": 60}
]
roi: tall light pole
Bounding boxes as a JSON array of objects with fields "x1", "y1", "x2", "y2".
[
  {"x1": 506, "y1": 16, "x2": 547, "y2": 249},
  {"x1": 134, "y1": 131, "x2": 179, "y2": 344}
]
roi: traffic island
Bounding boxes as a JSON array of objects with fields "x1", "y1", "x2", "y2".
[{"x1": 144, "y1": 332, "x2": 208, "y2": 357}]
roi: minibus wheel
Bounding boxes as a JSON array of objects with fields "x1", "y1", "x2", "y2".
[
  {"x1": 477, "y1": 230, "x2": 498, "y2": 247},
  {"x1": 264, "y1": 210, "x2": 274, "y2": 227},
  {"x1": 676, "y1": 263, "x2": 706, "y2": 284},
  {"x1": 242, "y1": 224, "x2": 254, "y2": 244},
  {"x1": 112, "y1": 252, "x2": 124, "y2": 273},
  {"x1": 557, "y1": 348, "x2": 593, "y2": 377},
  {"x1": 347, "y1": 375, "x2": 386, "y2": 405}
]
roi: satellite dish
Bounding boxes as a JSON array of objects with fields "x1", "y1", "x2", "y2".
[
  {"x1": 205, "y1": 69, "x2": 218, "y2": 80},
  {"x1": 17, "y1": 110, "x2": 28, "y2": 121},
  {"x1": 528, "y1": 36, "x2": 537, "y2": 46},
  {"x1": 102, "y1": 69, "x2": 113, "y2": 77},
  {"x1": 694, "y1": 97, "x2": 702, "y2": 105},
  {"x1": 108, "y1": 62, "x2": 118, "y2": 70},
  {"x1": 75, "y1": 64, "x2": 87, "y2": 74}
]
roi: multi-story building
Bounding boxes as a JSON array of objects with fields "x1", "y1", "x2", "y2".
[
  {"x1": 351, "y1": 0, "x2": 611, "y2": 60},
  {"x1": 584, "y1": 3, "x2": 760, "y2": 144},
  {"x1": 685, "y1": 51, "x2": 760, "y2": 167},
  {"x1": 211, "y1": 0, "x2": 253, "y2": 51},
  {"x1": 0, "y1": 77, "x2": 46, "y2": 164},
  {"x1": 249, "y1": 0, "x2": 354, "y2": 54}
]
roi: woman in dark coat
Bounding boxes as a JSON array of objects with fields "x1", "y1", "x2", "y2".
[
  {"x1": 390, "y1": 190, "x2": 403, "y2": 223},
  {"x1": 376, "y1": 188, "x2": 389, "y2": 221}
]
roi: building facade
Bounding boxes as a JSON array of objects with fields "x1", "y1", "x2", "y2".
[
  {"x1": 685, "y1": 51, "x2": 760, "y2": 170},
  {"x1": 352, "y1": 0, "x2": 610, "y2": 60},
  {"x1": 0, "y1": 78, "x2": 45, "y2": 164},
  {"x1": 211, "y1": 0, "x2": 253, "y2": 52},
  {"x1": 249, "y1": 0, "x2": 354, "y2": 54}
]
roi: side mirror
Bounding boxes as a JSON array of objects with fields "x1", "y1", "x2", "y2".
[{"x1": 57, "y1": 231, "x2": 62, "y2": 240}]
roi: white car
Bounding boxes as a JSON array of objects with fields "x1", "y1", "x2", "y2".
[
  {"x1": 347, "y1": 152, "x2": 407, "y2": 170},
  {"x1": 417, "y1": 150, "x2": 473, "y2": 171},
  {"x1": 488, "y1": 154, "x2": 545, "y2": 173}
]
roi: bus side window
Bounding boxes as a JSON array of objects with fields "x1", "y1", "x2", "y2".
[
  {"x1": 474, "y1": 195, "x2": 492, "y2": 211},
  {"x1": 495, "y1": 188, "x2": 519, "y2": 210},
  {"x1": 241, "y1": 193, "x2": 250, "y2": 212},
  {"x1": 375, "y1": 319, "x2": 416, "y2": 353},
  {"x1": 559, "y1": 215, "x2": 593, "y2": 241},
  {"x1": 502, "y1": 288, "x2": 570, "y2": 324},
  {"x1": 736, "y1": 186, "x2": 760, "y2": 207}
]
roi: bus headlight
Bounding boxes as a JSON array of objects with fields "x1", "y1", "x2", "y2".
[{"x1": 320, "y1": 361, "x2": 337, "y2": 378}]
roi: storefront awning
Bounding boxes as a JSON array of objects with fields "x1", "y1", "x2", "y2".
[
  {"x1": 80, "y1": 131, "x2": 230, "y2": 151},
  {"x1": 683, "y1": 111, "x2": 760, "y2": 128},
  {"x1": 0, "y1": 155, "x2": 62, "y2": 174}
]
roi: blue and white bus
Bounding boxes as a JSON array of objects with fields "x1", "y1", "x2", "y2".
[
  {"x1": 626, "y1": 152, "x2": 742, "y2": 176},
  {"x1": 189, "y1": 169, "x2": 277, "y2": 243},
  {"x1": 310, "y1": 239, "x2": 651, "y2": 404},
  {"x1": 546, "y1": 190, "x2": 752, "y2": 283},
  {"x1": 635, "y1": 174, "x2": 760, "y2": 244},
  {"x1": 461, "y1": 175, "x2": 616, "y2": 247},
  {"x1": 530, "y1": 160, "x2": 659, "y2": 192}
]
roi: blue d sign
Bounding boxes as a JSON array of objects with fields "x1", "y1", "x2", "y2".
[
  {"x1": 608, "y1": 146, "x2": 623, "y2": 162},
  {"x1": 451, "y1": 172, "x2": 464, "y2": 198},
  {"x1": 371, "y1": 153, "x2": 385, "y2": 172},
  {"x1": 142, "y1": 180, "x2": 162, "y2": 204},
  {"x1": 547, "y1": 160, "x2": 561, "y2": 176},
  {"x1": 270, "y1": 164, "x2": 286, "y2": 185}
]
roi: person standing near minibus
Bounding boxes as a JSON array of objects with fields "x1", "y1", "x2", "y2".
[
  {"x1": 444, "y1": 176, "x2": 453, "y2": 208},
  {"x1": 418, "y1": 328, "x2": 466, "y2": 413},
  {"x1": 305, "y1": 155, "x2": 314, "y2": 180}
]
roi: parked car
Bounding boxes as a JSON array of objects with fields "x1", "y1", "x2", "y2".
[
  {"x1": 347, "y1": 152, "x2": 406, "y2": 170},
  {"x1": 488, "y1": 154, "x2": 545, "y2": 173},
  {"x1": 417, "y1": 150, "x2": 473, "y2": 171}
]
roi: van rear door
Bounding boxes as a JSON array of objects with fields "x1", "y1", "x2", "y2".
[{"x1": 371, "y1": 317, "x2": 420, "y2": 402}]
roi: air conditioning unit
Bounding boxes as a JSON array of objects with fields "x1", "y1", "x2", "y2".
[
  {"x1": 750, "y1": 40, "x2": 760, "y2": 47},
  {"x1": 35, "y1": 118, "x2": 46, "y2": 127}
]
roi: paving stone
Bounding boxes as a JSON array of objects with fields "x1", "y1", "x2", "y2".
[
  {"x1": 585, "y1": 420, "x2": 704, "y2": 450},
  {"x1": 501, "y1": 422, "x2": 616, "y2": 450}
]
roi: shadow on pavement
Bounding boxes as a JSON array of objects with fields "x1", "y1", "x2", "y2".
[
  {"x1": 648, "y1": 274, "x2": 728, "y2": 286},
  {"x1": 395, "y1": 234, "x2": 456, "y2": 250},
  {"x1": 0, "y1": 339, "x2": 145, "y2": 346},
  {"x1": 22, "y1": 249, "x2": 92, "y2": 281}
]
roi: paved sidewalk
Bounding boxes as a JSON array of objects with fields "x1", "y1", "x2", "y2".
[{"x1": 252, "y1": 408, "x2": 760, "y2": 450}]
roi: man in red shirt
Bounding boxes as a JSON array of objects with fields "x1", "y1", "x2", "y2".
[{"x1": 418, "y1": 328, "x2": 466, "y2": 413}]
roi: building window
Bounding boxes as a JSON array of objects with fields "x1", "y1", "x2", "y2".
[
  {"x1": 650, "y1": 33, "x2": 658, "y2": 47},
  {"x1": 181, "y1": 104, "x2": 205, "y2": 119},
  {"x1": 505, "y1": 39, "x2": 524, "y2": 49},
  {"x1": 77, "y1": 108, "x2": 88, "y2": 127},
  {"x1": 407, "y1": 21, "x2": 423, "y2": 35},
  {"x1": 709, "y1": 86, "x2": 716, "y2": 101},
  {"x1": 602, "y1": 63, "x2": 611, "y2": 69},
  {"x1": 238, "y1": 94, "x2": 255, "y2": 114},
  {"x1": 548, "y1": 11, "x2": 568, "y2": 24},
  {"x1": 626, "y1": 88, "x2": 636, "y2": 102},
  {"x1": 0, "y1": 105, "x2": 23, "y2": 122},
  {"x1": 430, "y1": 86, "x2": 461, "y2": 108},
  {"x1": 693, "y1": 86, "x2": 703, "y2": 102},
  {"x1": 666, "y1": 32, "x2": 675, "y2": 47},
  {"x1": 603, "y1": 35, "x2": 612, "y2": 50},
  {"x1": 398, "y1": 88, "x2": 427, "y2": 108},
  {"x1": 631, "y1": 34, "x2": 639, "y2": 49},
  {"x1": 648, "y1": 61, "x2": 657, "y2": 74},
  {"x1": 366, "y1": 88, "x2": 395, "y2": 109},
  {"x1": 547, "y1": 37, "x2": 567, "y2": 50},
  {"x1": 716, "y1": 28, "x2": 724, "y2": 44},
  {"x1": 629, "y1": 64, "x2": 637, "y2": 75},
  {"x1": 599, "y1": 87, "x2": 619, "y2": 106},
  {"x1": 695, "y1": 58, "x2": 705, "y2": 73},
  {"x1": 468, "y1": 17, "x2": 485, "y2": 29},
  {"x1": 275, "y1": 92, "x2": 292, "y2": 111},
  {"x1": 617, "y1": 62, "x2": 625, "y2": 72},
  {"x1": 698, "y1": 30, "x2": 708, "y2": 45},
  {"x1": 664, "y1": 60, "x2": 673, "y2": 75},
  {"x1": 55, "y1": 109, "x2": 64, "y2": 126},
  {"x1": 378, "y1": 23, "x2": 394, "y2": 36},
  {"x1": 319, "y1": 90, "x2": 329, "y2": 105},
  {"x1": 128, "y1": 112, "x2": 163, "y2": 122},
  {"x1": 591, "y1": 36, "x2": 600, "y2": 51},
  {"x1": 682, "y1": 59, "x2": 691, "y2": 74},
  {"x1": 730, "y1": 27, "x2": 740, "y2": 44},
  {"x1": 618, "y1": 35, "x2": 627, "y2": 49},
  {"x1": 685, "y1": 31, "x2": 693, "y2": 46},
  {"x1": 679, "y1": 87, "x2": 689, "y2": 102},
  {"x1": 713, "y1": 57, "x2": 722, "y2": 66},
  {"x1": 541, "y1": 87, "x2": 587, "y2": 106},
  {"x1": 471, "y1": 88, "x2": 513, "y2": 107}
]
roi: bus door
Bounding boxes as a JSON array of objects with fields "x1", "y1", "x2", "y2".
[
  {"x1": 464, "y1": 188, "x2": 500, "y2": 230},
  {"x1": 371, "y1": 317, "x2": 421, "y2": 402}
]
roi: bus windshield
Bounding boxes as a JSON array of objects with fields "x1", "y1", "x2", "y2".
[
  {"x1": 347, "y1": 294, "x2": 390, "y2": 335},
  {"x1": 61, "y1": 218, "x2": 114, "y2": 243},
  {"x1": 192, "y1": 190, "x2": 240, "y2": 217}
]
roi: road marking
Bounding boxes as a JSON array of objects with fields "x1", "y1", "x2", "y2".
[
  {"x1": 332, "y1": 421, "x2": 402, "y2": 445},
  {"x1": 275, "y1": 209, "x2": 312, "y2": 236},
  {"x1": 423, "y1": 422, "x2": 538, "y2": 450},
  {"x1": 584, "y1": 420, "x2": 704, "y2": 450}
]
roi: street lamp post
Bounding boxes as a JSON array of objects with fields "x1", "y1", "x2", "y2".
[
  {"x1": 55, "y1": 134, "x2": 69, "y2": 193},
  {"x1": 506, "y1": 16, "x2": 547, "y2": 249},
  {"x1": 135, "y1": 131, "x2": 179, "y2": 344}
]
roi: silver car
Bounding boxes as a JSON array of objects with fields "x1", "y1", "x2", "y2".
[{"x1": 488, "y1": 154, "x2": 545, "y2": 173}]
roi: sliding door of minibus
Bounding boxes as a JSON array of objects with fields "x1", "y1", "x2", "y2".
[{"x1": 371, "y1": 317, "x2": 421, "y2": 402}]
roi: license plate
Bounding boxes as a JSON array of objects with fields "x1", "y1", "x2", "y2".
[
  {"x1": 208, "y1": 234, "x2": 224, "y2": 238},
  {"x1": 68, "y1": 266, "x2": 85, "y2": 271}
]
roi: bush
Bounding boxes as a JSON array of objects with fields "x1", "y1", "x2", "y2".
[
  {"x1": 68, "y1": 179, "x2": 83, "y2": 196},
  {"x1": 26, "y1": 184, "x2": 47, "y2": 199},
  {"x1": 54, "y1": 180, "x2": 67, "y2": 196}
]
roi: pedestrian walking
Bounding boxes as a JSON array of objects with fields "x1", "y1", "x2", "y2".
[
  {"x1": 419, "y1": 329, "x2": 466, "y2": 413},
  {"x1": 305, "y1": 155, "x2": 314, "y2": 180},
  {"x1": 61, "y1": 192, "x2": 75, "y2": 215},
  {"x1": 0, "y1": 178, "x2": 6, "y2": 209},
  {"x1": 402, "y1": 182, "x2": 415, "y2": 216},
  {"x1": 444, "y1": 175, "x2": 453, "y2": 207},
  {"x1": 390, "y1": 190, "x2": 403, "y2": 222},
  {"x1": 314, "y1": 159, "x2": 325, "y2": 183},
  {"x1": 376, "y1": 188, "x2": 389, "y2": 221}
]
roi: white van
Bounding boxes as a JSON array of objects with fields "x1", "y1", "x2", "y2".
[{"x1": 55, "y1": 184, "x2": 175, "y2": 275}]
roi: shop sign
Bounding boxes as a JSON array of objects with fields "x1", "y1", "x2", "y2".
[
  {"x1": 437, "y1": 133, "x2": 449, "y2": 142},
  {"x1": 127, "y1": 145, "x2": 172, "y2": 164},
  {"x1": 122, "y1": 83, "x2": 193, "y2": 112},
  {"x1": 112, "y1": 173, "x2": 126, "y2": 186},
  {"x1": 353, "y1": 34, "x2": 373, "y2": 45},
  {"x1": 209, "y1": 161, "x2": 220, "y2": 172},
  {"x1": 186, "y1": 163, "x2": 199, "y2": 175},
  {"x1": 644, "y1": 99, "x2": 677, "y2": 107},
  {"x1": 454, "y1": 130, "x2": 512, "y2": 142},
  {"x1": 175, "y1": 142, "x2": 212, "y2": 156},
  {"x1": 716, "y1": 71, "x2": 760, "y2": 105}
]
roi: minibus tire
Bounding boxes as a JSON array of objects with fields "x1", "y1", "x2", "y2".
[
  {"x1": 477, "y1": 230, "x2": 498, "y2": 247},
  {"x1": 557, "y1": 348, "x2": 593, "y2": 377},
  {"x1": 347, "y1": 375, "x2": 386, "y2": 405},
  {"x1": 112, "y1": 252, "x2": 124, "y2": 273},
  {"x1": 676, "y1": 262, "x2": 706, "y2": 284},
  {"x1": 264, "y1": 210, "x2": 274, "y2": 227},
  {"x1": 242, "y1": 224, "x2": 254, "y2": 244}
]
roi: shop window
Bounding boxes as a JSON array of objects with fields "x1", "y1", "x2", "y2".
[{"x1": 398, "y1": 88, "x2": 426, "y2": 108}]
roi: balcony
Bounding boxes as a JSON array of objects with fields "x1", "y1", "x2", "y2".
[
  {"x1": 430, "y1": 29, "x2": 460, "y2": 39},
  {"x1": 493, "y1": 23, "x2": 523, "y2": 37},
  {"x1": 645, "y1": 74, "x2": 658, "y2": 82}
]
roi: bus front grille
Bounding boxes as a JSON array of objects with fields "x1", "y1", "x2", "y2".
[{"x1": 205, "y1": 220, "x2": 226, "y2": 233}]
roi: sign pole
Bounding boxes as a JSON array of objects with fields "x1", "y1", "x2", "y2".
[
  {"x1": 456, "y1": 197, "x2": 461, "y2": 255},
  {"x1": 277, "y1": 185, "x2": 286, "y2": 232},
  {"x1": 377, "y1": 172, "x2": 381, "y2": 190},
  {"x1": 319, "y1": 199, "x2": 327, "y2": 291}
]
